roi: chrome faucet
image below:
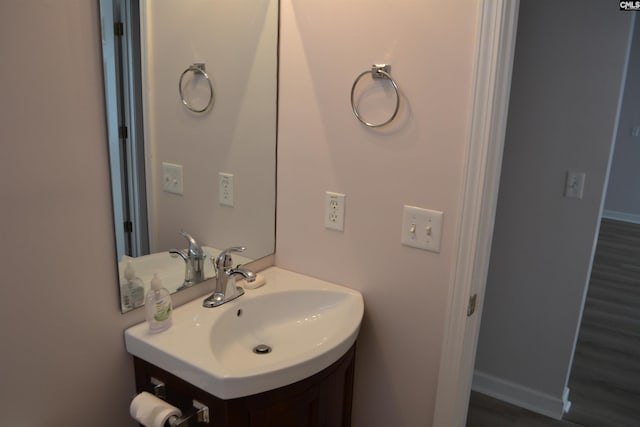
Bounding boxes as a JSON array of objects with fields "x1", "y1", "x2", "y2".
[
  {"x1": 170, "y1": 231, "x2": 206, "y2": 288},
  {"x1": 203, "y1": 246, "x2": 256, "y2": 308}
]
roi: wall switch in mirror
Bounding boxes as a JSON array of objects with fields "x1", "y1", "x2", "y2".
[
  {"x1": 162, "y1": 162, "x2": 184, "y2": 195},
  {"x1": 219, "y1": 172, "x2": 234, "y2": 207}
]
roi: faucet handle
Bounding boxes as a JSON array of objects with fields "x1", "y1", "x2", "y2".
[
  {"x1": 169, "y1": 249, "x2": 188, "y2": 262},
  {"x1": 214, "y1": 246, "x2": 246, "y2": 272}
]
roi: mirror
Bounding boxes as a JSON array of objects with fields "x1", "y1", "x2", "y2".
[{"x1": 99, "y1": 0, "x2": 278, "y2": 312}]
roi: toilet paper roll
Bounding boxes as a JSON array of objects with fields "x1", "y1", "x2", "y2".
[{"x1": 130, "y1": 391, "x2": 182, "y2": 427}]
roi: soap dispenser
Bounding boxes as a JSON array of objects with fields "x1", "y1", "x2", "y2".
[
  {"x1": 121, "y1": 261, "x2": 145, "y2": 310},
  {"x1": 145, "y1": 273, "x2": 173, "y2": 333}
]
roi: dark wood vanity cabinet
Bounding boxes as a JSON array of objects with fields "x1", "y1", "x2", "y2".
[{"x1": 133, "y1": 344, "x2": 356, "y2": 427}]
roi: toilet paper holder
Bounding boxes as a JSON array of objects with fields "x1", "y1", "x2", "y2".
[
  {"x1": 146, "y1": 377, "x2": 210, "y2": 426},
  {"x1": 150, "y1": 377, "x2": 166, "y2": 399},
  {"x1": 166, "y1": 400, "x2": 210, "y2": 426}
]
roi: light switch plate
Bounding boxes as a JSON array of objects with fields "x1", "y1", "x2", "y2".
[
  {"x1": 564, "y1": 170, "x2": 585, "y2": 199},
  {"x1": 401, "y1": 205, "x2": 444, "y2": 252},
  {"x1": 162, "y1": 162, "x2": 184, "y2": 195}
]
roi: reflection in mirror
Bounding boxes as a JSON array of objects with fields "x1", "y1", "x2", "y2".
[{"x1": 100, "y1": 0, "x2": 278, "y2": 312}]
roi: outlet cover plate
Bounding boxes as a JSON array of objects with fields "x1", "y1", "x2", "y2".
[
  {"x1": 401, "y1": 205, "x2": 443, "y2": 252},
  {"x1": 325, "y1": 191, "x2": 345, "y2": 231},
  {"x1": 219, "y1": 172, "x2": 234, "y2": 207}
]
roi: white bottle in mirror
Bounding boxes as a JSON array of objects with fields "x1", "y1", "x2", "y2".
[
  {"x1": 145, "y1": 273, "x2": 173, "y2": 333},
  {"x1": 122, "y1": 261, "x2": 145, "y2": 310}
]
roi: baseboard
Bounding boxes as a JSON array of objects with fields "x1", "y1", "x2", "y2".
[
  {"x1": 563, "y1": 387, "x2": 572, "y2": 414},
  {"x1": 472, "y1": 370, "x2": 569, "y2": 420},
  {"x1": 602, "y1": 209, "x2": 640, "y2": 225}
]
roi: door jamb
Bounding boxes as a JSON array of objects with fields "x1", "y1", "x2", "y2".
[{"x1": 432, "y1": 1, "x2": 520, "y2": 425}]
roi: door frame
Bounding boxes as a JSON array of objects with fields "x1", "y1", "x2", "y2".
[
  {"x1": 432, "y1": 1, "x2": 520, "y2": 425},
  {"x1": 100, "y1": 0, "x2": 149, "y2": 260}
]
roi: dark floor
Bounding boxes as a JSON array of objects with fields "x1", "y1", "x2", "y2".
[
  {"x1": 564, "y1": 219, "x2": 640, "y2": 427},
  {"x1": 467, "y1": 219, "x2": 640, "y2": 427},
  {"x1": 466, "y1": 392, "x2": 581, "y2": 427}
]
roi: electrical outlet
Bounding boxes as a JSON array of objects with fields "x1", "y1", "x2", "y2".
[
  {"x1": 219, "y1": 172, "x2": 234, "y2": 207},
  {"x1": 162, "y1": 162, "x2": 184, "y2": 195},
  {"x1": 401, "y1": 205, "x2": 444, "y2": 252},
  {"x1": 325, "y1": 191, "x2": 345, "y2": 231}
]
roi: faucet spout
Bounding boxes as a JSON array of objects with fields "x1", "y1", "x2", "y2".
[
  {"x1": 181, "y1": 231, "x2": 204, "y2": 258},
  {"x1": 227, "y1": 268, "x2": 256, "y2": 283},
  {"x1": 170, "y1": 231, "x2": 207, "y2": 288}
]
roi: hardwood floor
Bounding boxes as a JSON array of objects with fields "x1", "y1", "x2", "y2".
[
  {"x1": 564, "y1": 219, "x2": 640, "y2": 427},
  {"x1": 467, "y1": 219, "x2": 640, "y2": 427},
  {"x1": 466, "y1": 392, "x2": 582, "y2": 427}
]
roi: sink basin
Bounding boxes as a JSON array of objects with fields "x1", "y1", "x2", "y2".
[{"x1": 124, "y1": 267, "x2": 364, "y2": 399}]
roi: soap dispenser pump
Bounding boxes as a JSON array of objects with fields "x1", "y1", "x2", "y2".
[
  {"x1": 122, "y1": 261, "x2": 145, "y2": 310},
  {"x1": 145, "y1": 273, "x2": 173, "y2": 333}
]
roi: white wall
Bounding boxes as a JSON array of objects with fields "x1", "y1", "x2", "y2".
[
  {"x1": 473, "y1": 0, "x2": 633, "y2": 418},
  {"x1": 605, "y1": 19, "x2": 640, "y2": 221},
  {"x1": 276, "y1": 1, "x2": 480, "y2": 425},
  {"x1": 144, "y1": 0, "x2": 277, "y2": 259}
]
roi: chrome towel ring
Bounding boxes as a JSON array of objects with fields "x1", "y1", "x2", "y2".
[
  {"x1": 178, "y1": 63, "x2": 214, "y2": 113},
  {"x1": 350, "y1": 64, "x2": 400, "y2": 128}
]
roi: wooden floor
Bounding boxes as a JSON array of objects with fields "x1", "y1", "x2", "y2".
[
  {"x1": 467, "y1": 219, "x2": 640, "y2": 427},
  {"x1": 564, "y1": 219, "x2": 640, "y2": 427},
  {"x1": 466, "y1": 392, "x2": 581, "y2": 427}
]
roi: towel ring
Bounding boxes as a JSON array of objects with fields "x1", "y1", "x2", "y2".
[
  {"x1": 178, "y1": 64, "x2": 214, "y2": 113},
  {"x1": 350, "y1": 64, "x2": 400, "y2": 128}
]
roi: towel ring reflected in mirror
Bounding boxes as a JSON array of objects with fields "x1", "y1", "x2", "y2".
[
  {"x1": 178, "y1": 63, "x2": 215, "y2": 113},
  {"x1": 350, "y1": 64, "x2": 400, "y2": 128}
]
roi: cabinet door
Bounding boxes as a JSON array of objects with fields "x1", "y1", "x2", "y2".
[
  {"x1": 247, "y1": 383, "x2": 326, "y2": 427},
  {"x1": 239, "y1": 347, "x2": 355, "y2": 427}
]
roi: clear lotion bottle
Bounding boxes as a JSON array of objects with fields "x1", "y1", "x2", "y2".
[{"x1": 145, "y1": 273, "x2": 173, "y2": 333}]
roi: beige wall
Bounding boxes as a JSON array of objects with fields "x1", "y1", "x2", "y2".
[
  {"x1": 1, "y1": 0, "x2": 481, "y2": 426},
  {"x1": 276, "y1": 1, "x2": 479, "y2": 425},
  {"x1": 1, "y1": 1, "x2": 137, "y2": 425},
  {"x1": 0, "y1": 1, "x2": 213, "y2": 424}
]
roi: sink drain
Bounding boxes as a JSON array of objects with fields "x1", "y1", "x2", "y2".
[{"x1": 253, "y1": 344, "x2": 272, "y2": 354}]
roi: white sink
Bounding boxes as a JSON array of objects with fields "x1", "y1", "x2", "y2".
[{"x1": 124, "y1": 267, "x2": 364, "y2": 399}]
